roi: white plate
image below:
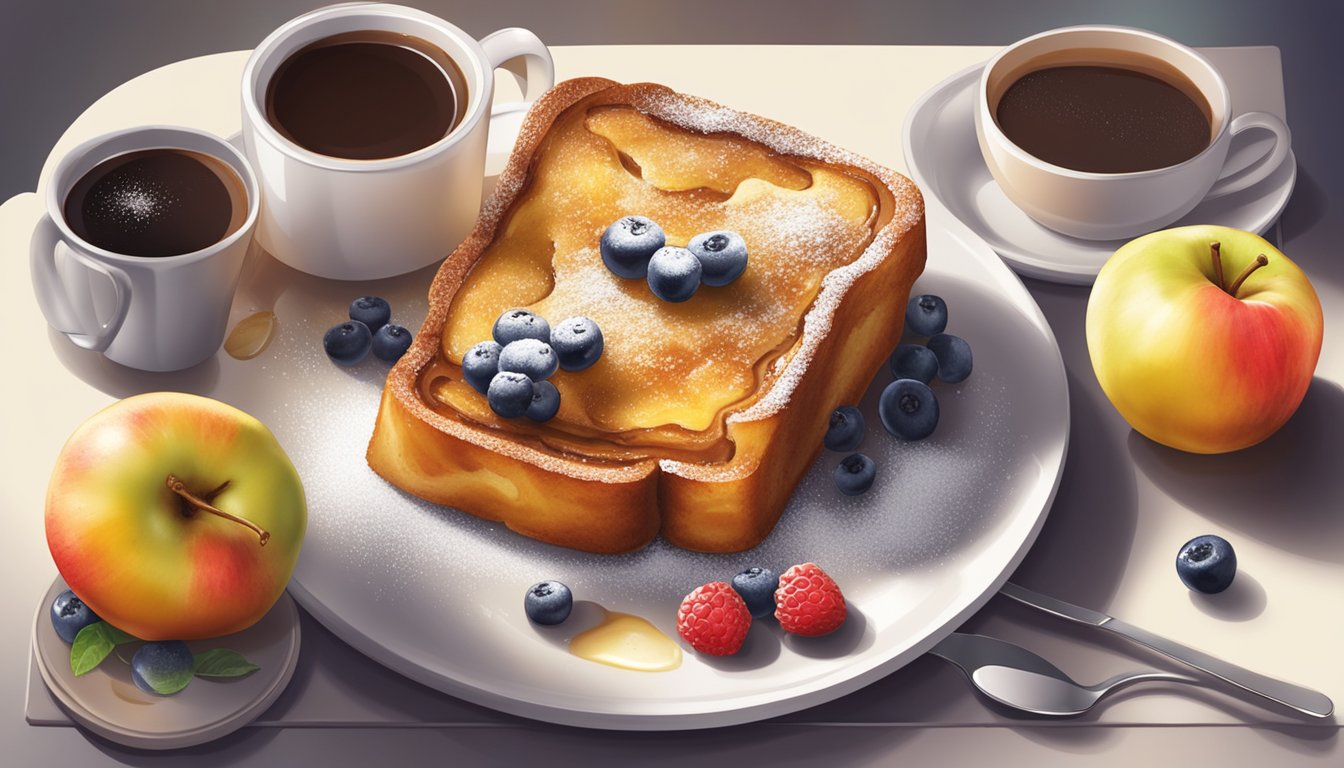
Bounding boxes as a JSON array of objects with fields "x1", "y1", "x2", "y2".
[
  {"x1": 206, "y1": 204, "x2": 1065, "y2": 730},
  {"x1": 19, "y1": 50, "x2": 1068, "y2": 730},
  {"x1": 903, "y1": 63, "x2": 1297, "y2": 285},
  {"x1": 16, "y1": 176, "x2": 1070, "y2": 731},
  {"x1": 32, "y1": 577, "x2": 300, "y2": 749}
]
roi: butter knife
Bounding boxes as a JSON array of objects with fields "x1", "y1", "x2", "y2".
[{"x1": 1000, "y1": 582, "x2": 1334, "y2": 718}]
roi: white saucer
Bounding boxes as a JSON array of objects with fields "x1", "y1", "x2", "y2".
[
  {"x1": 902, "y1": 63, "x2": 1298, "y2": 285},
  {"x1": 32, "y1": 576, "x2": 300, "y2": 750}
]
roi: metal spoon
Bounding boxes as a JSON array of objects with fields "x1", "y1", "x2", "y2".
[
  {"x1": 930, "y1": 632, "x2": 1198, "y2": 716},
  {"x1": 969, "y1": 664, "x2": 1200, "y2": 716}
]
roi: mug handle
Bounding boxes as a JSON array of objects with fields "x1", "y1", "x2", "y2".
[
  {"x1": 30, "y1": 213, "x2": 132, "y2": 352},
  {"x1": 1203, "y1": 112, "x2": 1292, "y2": 201},
  {"x1": 479, "y1": 28, "x2": 556, "y2": 106}
]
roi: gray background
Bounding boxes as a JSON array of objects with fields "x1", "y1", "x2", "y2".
[
  {"x1": 3, "y1": 0, "x2": 1342, "y2": 202},
  {"x1": 4, "y1": 0, "x2": 1343, "y2": 765}
]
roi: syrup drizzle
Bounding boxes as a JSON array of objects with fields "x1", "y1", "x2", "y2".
[
  {"x1": 222, "y1": 241, "x2": 295, "y2": 362},
  {"x1": 224, "y1": 310, "x2": 278, "y2": 360},
  {"x1": 568, "y1": 607, "x2": 682, "y2": 672},
  {"x1": 428, "y1": 101, "x2": 885, "y2": 461}
]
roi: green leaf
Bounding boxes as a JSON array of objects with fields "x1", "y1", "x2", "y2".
[
  {"x1": 69, "y1": 622, "x2": 140, "y2": 676},
  {"x1": 192, "y1": 648, "x2": 261, "y2": 678},
  {"x1": 70, "y1": 624, "x2": 116, "y2": 676},
  {"x1": 103, "y1": 624, "x2": 139, "y2": 646}
]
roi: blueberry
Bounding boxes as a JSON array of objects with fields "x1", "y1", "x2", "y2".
[
  {"x1": 927, "y1": 333, "x2": 973, "y2": 383},
  {"x1": 50, "y1": 590, "x2": 100, "y2": 644},
  {"x1": 492, "y1": 308, "x2": 551, "y2": 346},
  {"x1": 824, "y1": 405, "x2": 865, "y2": 452},
  {"x1": 526, "y1": 380, "x2": 561, "y2": 421},
  {"x1": 833, "y1": 453, "x2": 877, "y2": 496},
  {"x1": 349, "y1": 296, "x2": 392, "y2": 334},
  {"x1": 371, "y1": 323, "x2": 413, "y2": 363},
  {"x1": 323, "y1": 320, "x2": 372, "y2": 366},
  {"x1": 131, "y1": 641, "x2": 195, "y2": 696},
  {"x1": 906, "y1": 294, "x2": 948, "y2": 337},
  {"x1": 498, "y1": 339, "x2": 559, "y2": 381},
  {"x1": 487, "y1": 371, "x2": 534, "y2": 418},
  {"x1": 646, "y1": 246, "x2": 702, "y2": 302},
  {"x1": 462, "y1": 340, "x2": 503, "y2": 394},
  {"x1": 688, "y1": 230, "x2": 748, "y2": 287},
  {"x1": 731, "y1": 567, "x2": 779, "y2": 619},
  {"x1": 550, "y1": 316, "x2": 604, "y2": 371},
  {"x1": 600, "y1": 216, "x2": 666, "y2": 278},
  {"x1": 890, "y1": 343, "x2": 938, "y2": 384},
  {"x1": 1176, "y1": 535, "x2": 1237, "y2": 594},
  {"x1": 879, "y1": 379, "x2": 939, "y2": 440},
  {"x1": 524, "y1": 580, "x2": 573, "y2": 625}
]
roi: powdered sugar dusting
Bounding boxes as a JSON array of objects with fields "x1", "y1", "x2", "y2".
[
  {"x1": 198, "y1": 81, "x2": 1066, "y2": 706},
  {"x1": 632, "y1": 86, "x2": 922, "y2": 428},
  {"x1": 440, "y1": 83, "x2": 920, "y2": 443},
  {"x1": 252, "y1": 267, "x2": 1025, "y2": 586},
  {"x1": 375, "y1": 77, "x2": 922, "y2": 508},
  {"x1": 252, "y1": 273, "x2": 1035, "y2": 600}
]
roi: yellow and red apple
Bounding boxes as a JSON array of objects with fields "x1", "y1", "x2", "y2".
[
  {"x1": 1087, "y1": 225, "x2": 1323, "y2": 454},
  {"x1": 45, "y1": 392, "x2": 306, "y2": 640}
]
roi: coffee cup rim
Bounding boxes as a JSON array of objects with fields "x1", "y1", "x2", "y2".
[
  {"x1": 46, "y1": 126, "x2": 261, "y2": 265},
  {"x1": 979, "y1": 24, "x2": 1233, "y2": 181},
  {"x1": 241, "y1": 3, "x2": 490, "y2": 172}
]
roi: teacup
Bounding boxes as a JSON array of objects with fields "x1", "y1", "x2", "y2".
[
  {"x1": 240, "y1": 3, "x2": 555, "y2": 280},
  {"x1": 31, "y1": 126, "x2": 259, "y2": 372},
  {"x1": 976, "y1": 25, "x2": 1291, "y2": 241}
]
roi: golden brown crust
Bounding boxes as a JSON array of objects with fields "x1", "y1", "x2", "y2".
[{"x1": 368, "y1": 78, "x2": 926, "y2": 554}]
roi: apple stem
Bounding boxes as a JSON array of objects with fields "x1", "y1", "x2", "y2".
[
  {"x1": 203, "y1": 480, "x2": 230, "y2": 502},
  {"x1": 165, "y1": 475, "x2": 270, "y2": 546},
  {"x1": 1228, "y1": 254, "x2": 1270, "y2": 298},
  {"x1": 1210, "y1": 242, "x2": 1225, "y2": 291}
]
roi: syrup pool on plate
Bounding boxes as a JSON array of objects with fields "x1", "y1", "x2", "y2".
[
  {"x1": 224, "y1": 310, "x2": 277, "y2": 360},
  {"x1": 568, "y1": 607, "x2": 682, "y2": 672}
]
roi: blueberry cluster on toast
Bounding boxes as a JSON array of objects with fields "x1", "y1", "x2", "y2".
[{"x1": 367, "y1": 78, "x2": 926, "y2": 553}]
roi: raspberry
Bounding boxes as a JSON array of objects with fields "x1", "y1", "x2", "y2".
[
  {"x1": 774, "y1": 563, "x2": 847, "y2": 637},
  {"x1": 676, "y1": 581, "x2": 752, "y2": 656}
]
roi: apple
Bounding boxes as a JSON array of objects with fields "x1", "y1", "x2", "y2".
[
  {"x1": 1086, "y1": 225, "x2": 1323, "y2": 454},
  {"x1": 45, "y1": 392, "x2": 306, "y2": 640}
]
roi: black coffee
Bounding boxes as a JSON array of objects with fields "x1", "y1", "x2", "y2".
[
  {"x1": 265, "y1": 30, "x2": 467, "y2": 160},
  {"x1": 64, "y1": 148, "x2": 247, "y2": 258},
  {"x1": 995, "y1": 63, "x2": 1212, "y2": 173}
]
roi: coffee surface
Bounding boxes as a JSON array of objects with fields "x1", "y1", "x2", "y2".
[
  {"x1": 64, "y1": 149, "x2": 246, "y2": 258},
  {"x1": 265, "y1": 31, "x2": 466, "y2": 160},
  {"x1": 995, "y1": 64, "x2": 1211, "y2": 173}
]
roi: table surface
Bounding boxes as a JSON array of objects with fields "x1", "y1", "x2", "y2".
[{"x1": 3, "y1": 4, "x2": 1343, "y2": 766}]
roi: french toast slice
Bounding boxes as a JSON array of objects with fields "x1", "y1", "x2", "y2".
[{"x1": 368, "y1": 78, "x2": 925, "y2": 554}]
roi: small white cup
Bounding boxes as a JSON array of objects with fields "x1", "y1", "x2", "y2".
[
  {"x1": 31, "y1": 126, "x2": 259, "y2": 372},
  {"x1": 240, "y1": 3, "x2": 555, "y2": 280},
  {"x1": 976, "y1": 25, "x2": 1291, "y2": 241}
]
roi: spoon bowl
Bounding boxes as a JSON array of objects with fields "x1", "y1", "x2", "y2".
[
  {"x1": 971, "y1": 664, "x2": 1198, "y2": 716},
  {"x1": 931, "y1": 632, "x2": 1198, "y2": 717}
]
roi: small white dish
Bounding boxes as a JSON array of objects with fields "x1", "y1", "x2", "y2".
[
  {"x1": 903, "y1": 63, "x2": 1297, "y2": 285},
  {"x1": 32, "y1": 576, "x2": 300, "y2": 750}
]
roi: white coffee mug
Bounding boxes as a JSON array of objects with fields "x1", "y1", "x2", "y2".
[
  {"x1": 240, "y1": 3, "x2": 555, "y2": 280},
  {"x1": 976, "y1": 26, "x2": 1291, "y2": 241},
  {"x1": 31, "y1": 126, "x2": 259, "y2": 372}
]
